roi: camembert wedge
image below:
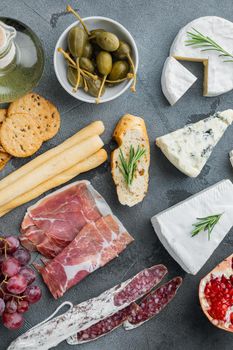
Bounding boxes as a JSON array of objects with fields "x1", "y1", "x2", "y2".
[
  {"x1": 151, "y1": 179, "x2": 233, "y2": 275},
  {"x1": 161, "y1": 57, "x2": 197, "y2": 105}
]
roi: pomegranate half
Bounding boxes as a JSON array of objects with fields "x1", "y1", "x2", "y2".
[{"x1": 199, "y1": 254, "x2": 233, "y2": 332}]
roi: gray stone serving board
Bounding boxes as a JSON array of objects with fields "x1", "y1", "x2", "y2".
[{"x1": 0, "y1": 0, "x2": 233, "y2": 349}]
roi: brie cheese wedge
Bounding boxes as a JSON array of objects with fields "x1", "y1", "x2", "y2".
[
  {"x1": 151, "y1": 179, "x2": 233, "y2": 275},
  {"x1": 161, "y1": 57, "x2": 197, "y2": 105},
  {"x1": 156, "y1": 109, "x2": 233, "y2": 177},
  {"x1": 170, "y1": 16, "x2": 233, "y2": 97}
]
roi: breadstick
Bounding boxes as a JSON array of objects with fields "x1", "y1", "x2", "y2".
[
  {"x1": 0, "y1": 135, "x2": 103, "y2": 208},
  {"x1": 0, "y1": 149, "x2": 107, "y2": 217},
  {"x1": 0, "y1": 121, "x2": 104, "y2": 191}
]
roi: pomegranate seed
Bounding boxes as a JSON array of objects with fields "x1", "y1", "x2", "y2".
[{"x1": 204, "y1": 273, "x2": 233, "y2": 323}]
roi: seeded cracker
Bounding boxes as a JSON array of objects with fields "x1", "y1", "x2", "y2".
[
  {"x1": 8, "y1": 93, "x2": 60, "y2": 141},
  {"x1": 0, "y1": 113, "x2": 42, "y2": 157}
]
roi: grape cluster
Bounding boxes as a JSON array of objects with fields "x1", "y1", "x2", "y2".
[{"x1": 0, "y1": 235, "x2": 42, "y2": 330}]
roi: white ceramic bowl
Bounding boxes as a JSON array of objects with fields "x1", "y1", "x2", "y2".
[{"x1": 54, "y1": 16, "x2": 138, "y2": 103}]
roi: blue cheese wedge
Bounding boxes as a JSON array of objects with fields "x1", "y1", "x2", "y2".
[
  {"x1": 161, "y1": 57, "x2": 197, "y2": 105},
  {"x1": 151, "y1": 179, "x2": 233, "y2": 275},
  {"x1": 156, "y1": 110, "x2": 233, "y2": 177}
]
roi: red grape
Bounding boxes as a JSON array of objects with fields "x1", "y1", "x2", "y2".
[
  {"x1": 2, "y1": 312, "x2": 24, "y2": 330},
  {"x1": 2, "y1": 257, "x2": 20, "y2": 277},
  {"x1": 24, "y1": 285, "x2": 42, "y2": 304},
  {"x1": 17, "y1": 300, "x2": 29, "y2": 313},
  {"x1": 13, "y1": 248, "x2": 31, "y2": 266},
  {"x1": 5, "y1": 299, "x2": 17, "y2": 314},
  {"x1": 0, "y1": 297, "x2": 5, "y2": 316},
  {"x1": 7, "y1": 275, "x2": 27, "y2": 294},
  {"x1": 5, "y1": 236, "x2": 20, "y2": 254},
  {"x1": 0, "y1": 254, "x2": 5, "y2": 267},
  {"x1": 19, "y1": 266, "x2": 36, "y2": 285}
]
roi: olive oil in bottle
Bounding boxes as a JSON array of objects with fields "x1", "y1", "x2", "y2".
[{"x1": 0, "y1": 18, "x2": 44, "y2": 103}]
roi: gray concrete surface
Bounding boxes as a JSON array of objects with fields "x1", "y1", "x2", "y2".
[{"x1": 0, "y1": 0, "x2": 233, "y2": 349}]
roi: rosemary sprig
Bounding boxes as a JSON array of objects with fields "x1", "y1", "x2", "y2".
[
  {"x1": 185, "y1": 28, "x2": 233, "y2": 62},
  {"x1": 119, "y1": 145, "x2": 146, "y2": 186},
  {"x1": 191, "y1": 213, "x2": 223, "y2": 240}
]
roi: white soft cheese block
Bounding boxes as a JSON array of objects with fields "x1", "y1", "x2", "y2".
[
  {"x1": 156, "y1": 109, "x2": 233, "y2": 177},
  {"x1": 170, "y1": 16, "x2": 233, "y2": 97},
  {"x1": 229, "y1": 150, "x2": 233, "y2": 167},
  {"x1": 151, "y1": 179, "x2": 233, "y2": 275},
  {"x1": 161, "y1": 57, "x2": 197, "y2": 105}
]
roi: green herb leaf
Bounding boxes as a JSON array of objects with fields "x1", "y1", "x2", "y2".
[
  {"x1": 118, "y1": 145, "x2": 146, "y2": 186},
  {"x1": 191, "y1": 213, "x2": 223, "y2": 240},
  {"x1": 185, "y1": 28, "x2": 233, "y2": 63}
]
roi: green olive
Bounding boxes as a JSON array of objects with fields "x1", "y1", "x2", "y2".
[
  {"x1": 114, "y1": 40, "x2": 131, "y2": 59},
  {"x1": 68, "y1": 26, "x2": 88, "y2": 57},
  {"x1": 96, "y1": 32, "x2": 119, "y2": 52},
  {"x1": 86, "y1": 78, "x2": 105, "y2": 97},
  {"x1": 79, "y1": 57, "x2": 95, "y2": 73},
  {"x1": 108, "y1": 60, "x2": 130, "y2": 81},
  {"x1": 67, "y1": 66, "x2": 83, "y2": 88},
  {"x1": 82, "y1": 41, "x2": 93, "y2": 58},
  {"x1": 96, "y1": 51, "x2": 112, "y2": 76}
]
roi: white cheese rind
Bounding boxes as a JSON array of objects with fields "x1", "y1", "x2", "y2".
[
  {"x1": 161, "y1": 57, "x2": 197, "y2": 105},
  {"x1": 156, "y1": 110, "x2": 233, "y2": 177},
  {"x1": 151, "y1": 179, "x2": 233, "y2": 275},
  {"x1": 170, "y1": 16, "x2": 233, "y2": 97}
]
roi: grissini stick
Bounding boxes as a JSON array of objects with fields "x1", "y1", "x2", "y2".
[
  {"x1": 0, "y1": 149, "x2": 107, "y2": 216},
  {"x1": 0, "y1": 121, "x2": 104, "y2": 191},
  {"x1": 0, "y1": 135, "x2": 103, "y2": 208}
]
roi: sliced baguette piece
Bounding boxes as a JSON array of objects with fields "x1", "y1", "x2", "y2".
[{"x1": 111, "y1": 114, "x2": 150, "y2": 207}]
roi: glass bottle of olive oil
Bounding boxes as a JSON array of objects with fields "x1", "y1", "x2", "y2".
[{"x1": 0, "y1": 18, "x2": 44, "y2": 103}]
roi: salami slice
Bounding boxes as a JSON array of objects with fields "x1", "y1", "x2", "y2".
[
  {"x1": 124, "y1": 277, "x2": 182, "y2": 330},
  {"x1": 7, "y1": 265, "x2": 167, "y2": 350},
  {"x1": 67, "y1": 264, "x2": 167, "y2": 345},
  {"x1": 68, "y1": 303, "x2": 140, "y2": 345},
  {"x1": 114, "y1": 265, "x2": 168, "y2": 306}
]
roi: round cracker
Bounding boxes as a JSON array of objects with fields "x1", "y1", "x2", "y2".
[
  {"x1": 0, "y1": 109, "x2": 7, "y2": 124},
  {"x1": 0, "y1": 151, "x2": 11, "y2": 171},
  {"x1": 8, "y1": 93, "x2": 60, "y2": 141},
  {"x1": 41, "y1": 101, "x2": 60, "y2": 141},
  {"x1": 0, "y1": 113, "x2": 42, "y2": 157}
]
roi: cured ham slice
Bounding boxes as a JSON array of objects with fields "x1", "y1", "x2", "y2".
[
  {"x1": 20, "y1": 181, "x2": 113, "y2": 258},
  {"x1": 40, "y1": 214, "x2": 134, "y2": 298}
]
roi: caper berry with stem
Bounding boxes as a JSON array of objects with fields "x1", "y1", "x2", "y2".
[
  {"x1": 96, "y1": 51, "x2": 112, "y2": 103},
  {"x1": 114, "y1": 40, "x2": 137, "y2": 91},
  {"x1": 68, "y1": 26, "x2": 88, "y2": 58},
  {"x1": 108, "y1": 60, "x2": 129, "y2": 81},
  {"x1": 66, "y1": 5, "x2": 90, "y2": 36},
  {"x1": 89, "y1": 29, "x2": 105, "y2": 43},
  {"x1": 86, "y1": 78, "x2": 105, "y2": 97},
  {"x1": 73, "y1": 58, "x2": 81, "y2": 92},
  {"x1": 82, "y1": 42, "x2": 93, "y2": 58},
  {"x1": 79, "y1": 57, "x2": 95, "y2": 73},
  {"x1": 96, "y1": 32, "x2": 120, "y2": 52},
  {"x1": 67, "y1": 66, "x2": 83, "y2": 88},
  {"x1": 96, "y1": 51, "x2": 112, "y2": 76}
]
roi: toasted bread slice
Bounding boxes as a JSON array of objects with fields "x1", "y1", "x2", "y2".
[{"x1": 111, "y1": 114, "x2": 150, "y2": 207}]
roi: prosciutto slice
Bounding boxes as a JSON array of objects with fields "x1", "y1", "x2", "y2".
[
  {"x1": 20, "y1": 181, "x2": 113, "y2": 258},
  {"x1": 40, "y1": 214, "x2": 134, "y2": 298}
]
